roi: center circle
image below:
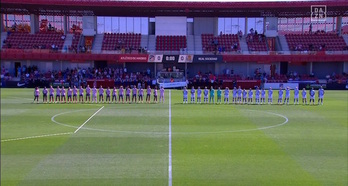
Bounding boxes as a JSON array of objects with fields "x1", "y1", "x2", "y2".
[{"x1": 51, "y1": 108, "x2": 288, "y2": 134}]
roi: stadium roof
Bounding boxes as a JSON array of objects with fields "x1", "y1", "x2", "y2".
[{"x1": 1, "y1": 0, "x2": 347, "y2": 17}]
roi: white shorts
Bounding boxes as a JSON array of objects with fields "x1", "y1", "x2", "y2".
[
  {"x1": 319, "y1": 96, "x2": 323, "y2": 99},
  {"x1": 310, "y1": 96, "x2": 315, "y2": 99}
]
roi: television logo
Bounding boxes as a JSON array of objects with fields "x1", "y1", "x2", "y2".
[{"x1": 311, "y1": 5, "x2": 326, "y2": 22}]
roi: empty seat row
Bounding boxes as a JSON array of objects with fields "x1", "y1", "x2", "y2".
[
  {"x1": 3, "y1": 32, "x2": 65, "y2": 50},
  {"x1": 285, "y1": 34, "x2": 348, "y2": 51},
  {"x1": 102, "y1": 33, "x2": 141, "y2": 51},
  {"x1": 201, "y1": 34, "x2": 240, "y2": 52},
  {"x1": 156, "y1": 35, "x2": 187, "y2": 51}
]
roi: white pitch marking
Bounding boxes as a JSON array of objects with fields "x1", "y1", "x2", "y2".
[
  {"x1": 74, "y1": 106, "x2": 104, "y2": 134},
  {"x1": 168, "y1": 90, "x2": 172, "y2": 186},
  {"x1": 51, "y1": 109, "x2": 96, "y2": 129},
  {"x1": 172, "y1": 110, "x2": 289, "y2": 135},
  {"x1": 1, "y1": 132, "x2": 72, "y2": 143},
  {"x1": 51, "y1": 108, "x2": 289, "y2": 135}
]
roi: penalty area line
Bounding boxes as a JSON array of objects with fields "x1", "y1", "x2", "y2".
[
  {"x1": 1, "y1": 132, "x2": 73, "y2": 143},
  {"x1": 74, "y1": 106, "x2": 104, "y2": 134}
]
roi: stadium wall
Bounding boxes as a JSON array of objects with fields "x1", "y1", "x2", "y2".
[
  {"x1": 214, "y1": 62, "x2": 280, "y2": 78},
  {"x1": 30, "y1": 14, "x2": 39, "y2": 34},
  {"x1": 187, "y1": 63, "x2": 215, "y2": 77},
  {"x1": 344, "y1": 62, "x2": 348, "y2": 73},
  {"x1": 312, "y1": 62, "x2": 345, "y2": 78},
  {"x1": 155, "y1": 16, "x2": 187, "y2": 36},
  {"x1": 194, "y1": 17, "x2": 218, "y2": 35},
  {"x1": 2, "y1": 59, "x2": 347, "y2": 80},
  {"x1": 1, "y1": 14, "x2": 4, "y2": 33},
  {"x1": 288, "y1": 63, "x2": 310, "y2": 75},
  {"x1": 125, "y1": 63, "x2": 154, "y2": 74},
  {"x1": 2, "y1": 60, "x2": 94, "y2": 75}
]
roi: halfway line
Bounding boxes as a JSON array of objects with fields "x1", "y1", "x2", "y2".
[
  {"x1": 1, "y1": 132, "x2": 72, "y2": 143},
  {"x1": 74, "y1": 106, "x2": 104, "y2": 134},
  {"x1": 168, "y1": 90, "x2": 172, "y2": 186}
]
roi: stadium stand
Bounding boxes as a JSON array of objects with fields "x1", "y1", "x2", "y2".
[
  {"x1": 17, "y1": 65, "x2": 154, "y2": 88},
  {"x1": 246, "y1": 34, "x2": 268, "y2": 51},
  {"x1": 285, "y1": 33, "x2": 347, "y2": 51},
  {"x1": 1, "y1": 0, "x2": 347, "y2": 90},
  {"x1": 156, "y1": 35, "x2": 187, "y2": 51},
  {"x1": 69, "y1": 32, "x2": 81, "y2": 53},
  {"x1": 102, "y1": 33, "x2": 141, "y2": 51},
  {"x1": 2, "y1": 32, "x2": 65, "y2": 50},
  {"x1": 201, "y1": 34, "x2": 240, "y2": 53}
]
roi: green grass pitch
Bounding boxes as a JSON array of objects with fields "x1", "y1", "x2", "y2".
[{"x1": 1, "y1": 88, "x2": 347, "y2": 186}]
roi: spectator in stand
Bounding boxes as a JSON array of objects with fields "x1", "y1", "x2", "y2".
[
  {"x1": 309, "y1": 44, "x2": 314, "y2": 51},
  {"x1": 238, "y1": 30, "x2": 243, "y2": 40},
  {"x1": 213, "y1": 38, "x2": 218, "y2": 46},
  {"x1": 12, "y1": 22, "x2": 17, "y2": 32},
  {"x1": 80, "y1": 45, "x2": 86, "y2": 53},
  {"x1": 233, "y1": 43, "x2": 238, "y2": 51},
  {"x1": 250, "y1": 28, "x2": 254, "y2": 35},
  {"x1": 249, "y1": 34, "x2": 253, "y2": 42},
  {"x1": 320, "y1": 44, "x2": 326, "y2": 51},
  {"x1": 336, "y1": 29, "x2": 341, "y2": 36}
]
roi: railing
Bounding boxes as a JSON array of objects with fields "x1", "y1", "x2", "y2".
[{"x1": 2, "y1": 48, "x2": 348, "y2": 56}]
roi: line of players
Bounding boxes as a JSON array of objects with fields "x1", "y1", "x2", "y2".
[
  {"x1": 33, "y1": 85, "x2": 165, "y2": 104},
  {"x1": 182, "y1": 86, "x2": 325, "y2": 105}
]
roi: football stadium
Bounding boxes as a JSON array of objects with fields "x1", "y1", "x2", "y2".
[{"x1": 1, "y1": 0, "x2": 348, "y2": 185}]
